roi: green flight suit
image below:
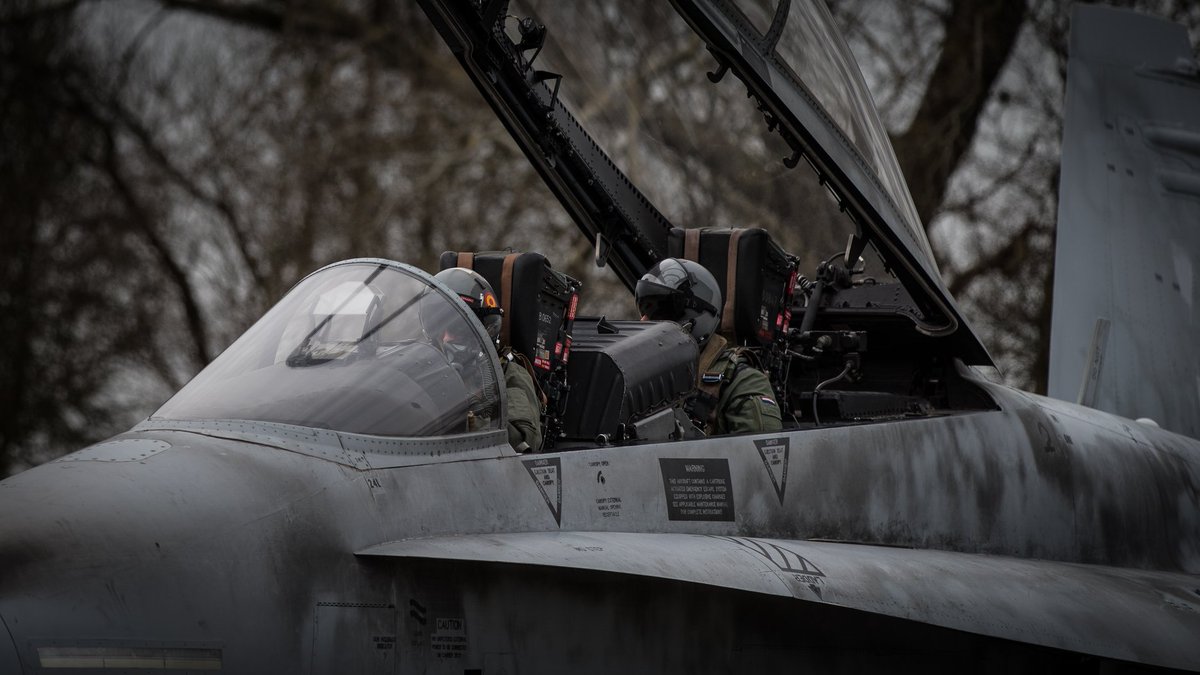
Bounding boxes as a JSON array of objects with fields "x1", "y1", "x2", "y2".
[
  {"x1": 502, "y1": 352, "x2": 543, "y2": 453},
  {"x1": 694, "y1": 339, "x2": 783, "y2": 435}
]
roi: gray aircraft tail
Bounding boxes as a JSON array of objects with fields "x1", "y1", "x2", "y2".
[{"x1": 1048, "y1": 5, "x2": 1200, "y2": 438}]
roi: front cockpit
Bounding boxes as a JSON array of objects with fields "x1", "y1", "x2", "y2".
[{"x1": 152, "y1": 260, "x2": 504, "y2": 437}]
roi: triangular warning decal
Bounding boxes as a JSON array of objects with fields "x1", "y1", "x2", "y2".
[
  {"x1": 522, "y1": 457, "x2": 562, "y2": 525},
  {"x1": 753, "y1": 437, "x2": 789, "y2": 504}
]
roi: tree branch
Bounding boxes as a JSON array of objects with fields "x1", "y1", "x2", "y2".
[
  {"x1": 158, "y1": 0, "x2": 365, "y2": 40},
  {"x1": 891, "y1": 0, "x2": 1027, "y2": 228}
]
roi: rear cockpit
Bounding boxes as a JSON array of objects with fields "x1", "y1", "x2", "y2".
[
  {"x1": 391, "y1": 0, "x2": 1005, "y2": 450},
  {"x1": 445, "y1": 240, "x2": 998, "y2": 451}
]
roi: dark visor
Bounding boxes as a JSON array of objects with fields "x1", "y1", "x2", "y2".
[{"x1": 636, "y1": 279, "x2": 717, "y2": 320}]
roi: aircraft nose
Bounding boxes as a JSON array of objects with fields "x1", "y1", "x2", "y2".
[
  {"x1": 0, "y1": 451, "x2": 198, "y2": 655},
  {"x1": 0, "y1": 438, "x2": 254, "y2": 644},
  {"x1": 0, "y1": 431, "x2": 336, "y2": 665}
]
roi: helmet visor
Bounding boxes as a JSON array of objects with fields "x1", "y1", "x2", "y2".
[
  {"x1": 637, "y1": 279, "x2": 719, "y2": 317},
  {"x1": 636, "y1": 279, "x2": 687, "y2": 321}
]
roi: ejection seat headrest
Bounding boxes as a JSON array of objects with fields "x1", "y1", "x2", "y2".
[
  {"x1": 666, "y1": 227, "x2": 797, "y2": 347},
  {"x1": 438, "y1": 250, "x2": 579, "y2": 373}
]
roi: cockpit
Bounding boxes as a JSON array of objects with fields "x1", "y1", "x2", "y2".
[
  {"x1": 153, "y1": 1, "x2": 1006, "y2": 453},
  {"x1": 152, "y1": 260, "x2": 503, "y2": 437},
  {"x1": 149, "y1": 240, "x2": 999, "y2": 455}
]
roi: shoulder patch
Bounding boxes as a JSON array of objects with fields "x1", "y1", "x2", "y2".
[
  {"x1": 701, "y1": 372, "x2": 724, "y2": 384},
  {"x1": 759, "y1": 397, "x2": 777, "y2": 407}
]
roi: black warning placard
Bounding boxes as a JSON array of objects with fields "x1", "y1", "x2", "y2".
[{"x1": 659, "y1": 458, "x2": 734, "y2": 521}]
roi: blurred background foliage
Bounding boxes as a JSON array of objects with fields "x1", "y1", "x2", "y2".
[{"x1": 2, "y1": 0, "x2": 1198, "y2": 475}]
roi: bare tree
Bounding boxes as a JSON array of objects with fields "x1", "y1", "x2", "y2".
[
  {"x1": 0, "y1": 0, "x2": 193, "y2": 474},
  {"x1": 4, "y1": 0, "x2": 1197, "y2": 474}
]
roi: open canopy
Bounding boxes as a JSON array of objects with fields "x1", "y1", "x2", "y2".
[{"x1": 416, "y1": 0, "x2": 992, "y2": 364}]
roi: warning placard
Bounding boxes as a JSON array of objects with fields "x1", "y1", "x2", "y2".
[
  {"x1": 659, "y1": 458, "x2": 735, "y2": 521},
  {"x1": 431, "y1": 617, "x2": 467, "y2": 659},
  {"x1": 754, "y1": 436, "x2": 789, "y2": 503},
  {"x1": 522, "y1": 457, "x2": 562, "y2": 525}
]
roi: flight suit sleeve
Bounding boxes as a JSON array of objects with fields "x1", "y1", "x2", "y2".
[
  {"x1": 716, "y1": 366, "x2": 783, "y2": 435},
  {"x1": 502, "y1": 358, "x2": 543, "y2": 453}
]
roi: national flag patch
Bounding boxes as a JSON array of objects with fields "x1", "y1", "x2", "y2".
[
  {"x1": 760, "y1": 397, "x2": 777, "y2": 407},
  {"x1": 701, "y1": 373, "x2": 723, "y2": 384}
]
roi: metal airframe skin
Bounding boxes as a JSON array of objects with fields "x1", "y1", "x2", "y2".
[
  {"x1": 1, "y1": 1, "x2": 1200, "y2": 673},
  {"x1": 2, "y1": 372, "x2": 1199, "y2": 670}
]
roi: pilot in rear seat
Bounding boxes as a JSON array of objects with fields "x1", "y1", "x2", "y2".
[
  {"x1": 636, "y1": 258, "x2": 782, "y2": 435},
  {"x1": 435, "y1": 268, "x2": 543, "y2": 452}
]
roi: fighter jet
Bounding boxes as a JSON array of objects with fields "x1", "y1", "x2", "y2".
[{"x1": 1, "y1": 1, "x2": 1198, "y2": 673}]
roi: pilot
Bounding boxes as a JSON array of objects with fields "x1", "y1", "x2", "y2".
[
  {"x1": 434, "y1": 267, "x2": 543, "y2": 453},
  {"x1": 636, "y1": 258, "x2": 783, "y2": 435}
]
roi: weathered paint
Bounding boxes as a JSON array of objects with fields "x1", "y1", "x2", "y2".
[{"x1": 1, "y1": 364, "x2": 1197, "y2": 672}]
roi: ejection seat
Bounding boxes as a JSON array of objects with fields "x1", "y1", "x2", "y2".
[
  {"x1": 666, "y1": 227, "x2": 798, "y2": 424},
  {"x1": 439, "y1": 250, "x2": 580, "y2": 447},
  {"x1": 438, "y1": 250, "x2": 578, "y2": 372},
  {"x1": 438, "y1": 250, "x2": 698, "y2": 449},
  {"x1": 666, "y1": 227, "x2": 798, "y2": 348}
]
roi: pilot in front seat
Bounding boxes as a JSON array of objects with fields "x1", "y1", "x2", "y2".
[
  {"x1": 636, "y1": 258, "x2": 782, "y2": 435},
  {"x1": 435, "y1": 267, "x2": 543, "y2": 453}
]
